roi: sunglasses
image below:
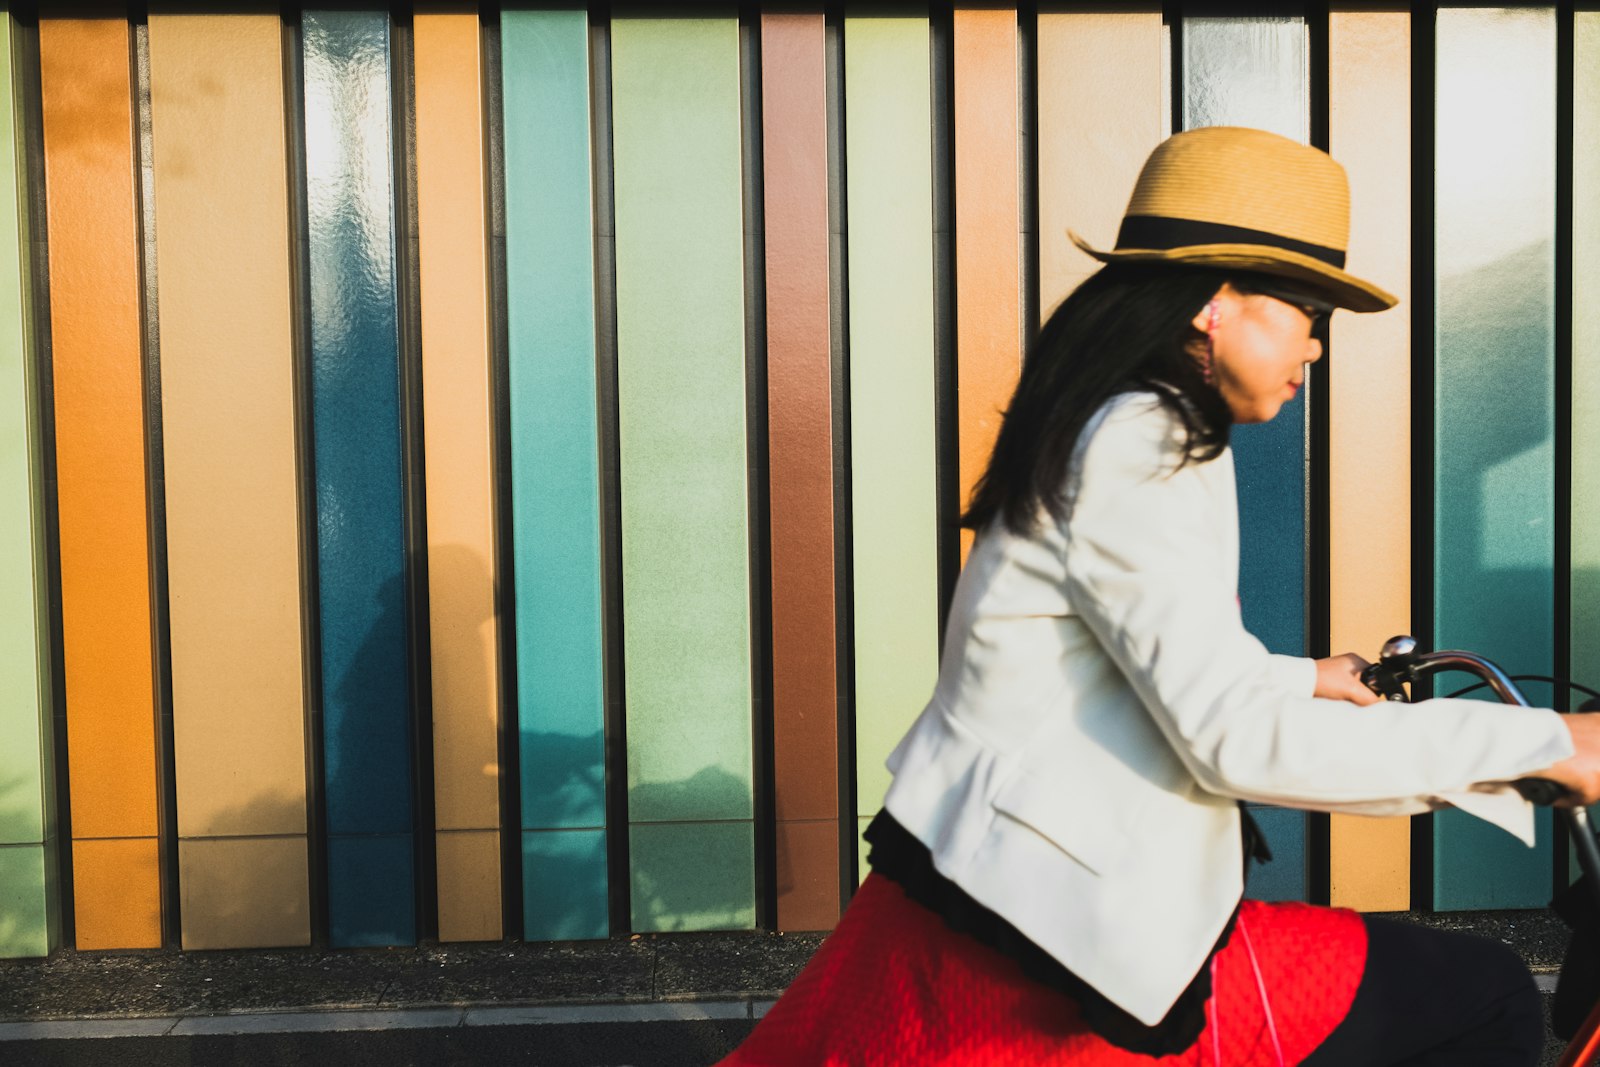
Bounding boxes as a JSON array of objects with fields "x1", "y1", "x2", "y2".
[{"x1": 1251, "y1": 284, "x2": 1335, "y2": 330}]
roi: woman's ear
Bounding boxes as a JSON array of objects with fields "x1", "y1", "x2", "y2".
[{"x1": 1192, "y1": 284, "x2": 1234, "y2": 333}]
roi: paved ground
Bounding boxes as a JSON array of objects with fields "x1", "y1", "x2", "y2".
[{"x1": 0, "y1": 910, "x2": 1587, "y2": 1064}]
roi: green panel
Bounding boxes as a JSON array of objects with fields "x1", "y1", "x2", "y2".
[
  {"x1": 0, "y1": 845, "x2": 48, "y2": 958},
  {"x1": 630, "y1": 822, "x2": 754, "y2": 932},
  {"x1": 845, "y1": 8, "x2": 938, "y2": 823},
  {"x1": 611, "y1": 15, "x2": 753, "y2": 921},
  {"x1": 1433, "y1": 6, "x2": 1556, "y2": 910},
  {"x1": 0, "y1": 8, "x2": 52, "y2": 902},
  {"x1": 1575, "y1": 12, "x2": 1600, "y2": 695}
]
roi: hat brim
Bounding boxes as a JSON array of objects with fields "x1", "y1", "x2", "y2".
[{"x1": 1069, "y1": 231, "x2": 1397, "y2": 314}]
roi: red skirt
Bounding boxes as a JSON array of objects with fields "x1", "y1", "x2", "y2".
[{"x1": 720, "y1": 874, "x2": 1366, "y2": 1066}]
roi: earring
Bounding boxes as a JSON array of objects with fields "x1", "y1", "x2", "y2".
[{"x1": 1200, "y1": 299, "x2": 1219, "y2": 385}]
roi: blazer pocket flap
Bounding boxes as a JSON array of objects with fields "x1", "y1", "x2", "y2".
[{"x1": 991, "y1": 767, "x2": 1127, "y2": 876}]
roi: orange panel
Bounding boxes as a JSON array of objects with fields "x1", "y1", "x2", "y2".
[
  {"x1": 148, "y1": 9, "x2": 309, "y2": 947},
  {"x1": 38, "y1": 16, "x2": 161, "y2": 948},
  {"x1": 69, "y1": 838, "x2": 160, "y2": 950},
  {"x1": 1327, "y1": 6, "x2": 1411, "y2": 912},
  {"x1": 954, "y1": 7, "x2": 1021, "y2": 559},
  {"x1": 414, "y1": 3, "x2": 503, "y2": 940}
]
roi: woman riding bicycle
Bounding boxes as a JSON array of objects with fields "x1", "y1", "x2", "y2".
[{"x1": 722, "y1": 126, "x2": 1600, "y2": 1066}]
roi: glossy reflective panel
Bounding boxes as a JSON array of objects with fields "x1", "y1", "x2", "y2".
[
  {"x1": 303, "y1": 8, "x2": 415, "y2": 948},
  {"x1": 1433, "y1": 6, "x2": 1556, "y2": 911},
  {"x1": 0, "y1": 6, "x2": 57, "y2": 959},
  {"x1": 1182, "y1": 12, "x2": 1309, "y2": 903},
  {"x1": 502, "y1": 6, "x2": 607, "y2": 941},
  {"x1": 611, "y1": 16, "x2": 754, "y2": 931}
]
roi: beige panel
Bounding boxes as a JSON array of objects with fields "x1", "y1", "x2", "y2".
[
  {"x1": 148, "y1": 11, "x2": 307, "y2": 841},
  {"x1": 436, "y1": 830, "x2": 502, "y2": 942},
  {"x1": 178, "y1": 837, "x2": 310, "y2": 949},
  {"x1": 1327, "y1": 7, "x2": 1412, "y2": 912},
  {"x1": 414, "y1": 7, "x2": 502, "y2": 842},
  {"x1": 1037, "y1": 7, "x2": 1165, "y2": 321}
]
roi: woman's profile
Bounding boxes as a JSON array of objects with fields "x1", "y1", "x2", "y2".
[{"x1": 721, "y1": 126, "x2": 1600, "y2": 1066}]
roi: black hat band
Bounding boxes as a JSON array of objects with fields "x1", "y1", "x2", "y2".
[{"x1": 1115, "y1": 216, "x2": 1347, "y2": 269}]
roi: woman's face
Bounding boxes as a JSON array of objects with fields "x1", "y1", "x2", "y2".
[{"x1": 1191, "y1": 283, "x2": 1325, "y2": 424}]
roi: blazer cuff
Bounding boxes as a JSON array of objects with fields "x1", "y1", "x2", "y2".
[{"x1": 1267, "y1": 654, "x2": 1317, "y2": 698}]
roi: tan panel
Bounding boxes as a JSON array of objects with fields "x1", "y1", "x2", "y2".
[
  {"x1": 1037, "y1": 7, "x2": 1165, "y2": 321},
  {"x1": 436, "y1": 830, "x2": 502, "y2": 942},
  {"x1": 954, "y1": 7, "x2": 1020, "y2": 560},
  {"x1": 69, "y1": 838, "x2": 160, "y2": 950},
  {"x1": 414, "y1": 5, "x2": 502, "y2": 939},
  {"x1": 148, "y1": 11, "x2": 307, "y2": 843},
  {"x1": 1328, "y1": 7, "x2": 1411, "y2": 912},
  {"x1": 178, "y1": 837, "x2": 310, "y2": 949}
]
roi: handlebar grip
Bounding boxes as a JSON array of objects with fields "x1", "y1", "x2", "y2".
[{"x1": 1513, "y1": 777, "x2": 1570, "y2": 806}]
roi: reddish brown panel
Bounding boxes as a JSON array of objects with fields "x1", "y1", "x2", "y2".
[{"x1": 761, "y1": 11, "x2": 839, "y2": 930}]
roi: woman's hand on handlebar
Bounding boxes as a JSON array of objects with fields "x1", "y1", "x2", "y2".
[
  {"x1": 1534, "y1": 714, "x2": 1600, "y2": 807},
  {"x1": 1316, "y1": 653, "x2": 1382, "y2": 707}
]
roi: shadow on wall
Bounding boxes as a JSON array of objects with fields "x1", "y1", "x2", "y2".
[
  {"x1": 174, "y1": 792, "x2": 313, "y2": 951},
  {"x1": 0, "y1": 774, "x2": 46, "y2": 956},
  {"x1": 628, "y1": 768, "x2": 755, "y2": 933}
]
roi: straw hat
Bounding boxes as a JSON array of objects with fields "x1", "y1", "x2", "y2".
[{"x1": 1070, "y1": 126, "x2": 1397, "y2": 313}]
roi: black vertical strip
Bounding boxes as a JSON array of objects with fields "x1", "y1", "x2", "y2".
[
  {"x1": 1409, "y1": 1, "x2": 1438, "y2": 913},
  {"x1": 589, "y1": 4, "x2": 631, "y2": 937},
  {"x1": 737, "y1": 3, "x2": 777, "y2": 932},
  {"x1": 825, "y1": 1, "x2": 858, "y2": 899},
  {"x1": 13, "y1": 3, "x2": 72, "y2": 951},
  {"x1": 390, "y1": 3, "x2": 440, "y2": 944},
  {"x1": 1303, "y1": 0, "x2": 1331, "y2": 908},
  {"x1": 280, "y1": 6, "x2": 329, "y2": 949},
  {"x1": 132, "y1": 10, "x2": 182, "y2": 951},
  {"x1": 1018, "y1": 2, "x2": 1039, "y2": 346},
  {"x1": 1165, "y1": 0, "x2": 1184, "y2": 134},
  {"x1": 1554, "y1": 0, "x2": 1575, "y2": 890},
  {"x1": 931, "y1": 3, "x2": 958, "y2": 641},
  {"x1": 479, "y1": 1, "x2": 523, "y2": 945}
]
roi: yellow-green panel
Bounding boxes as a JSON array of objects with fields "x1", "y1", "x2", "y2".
[{"x1": 1575, "y1": 11, "x2": 1600, "y2": 693}]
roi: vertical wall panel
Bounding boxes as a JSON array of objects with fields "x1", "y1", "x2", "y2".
[
  {"x1": 1327, "y1": 6, "x2": 1412, "y2": 912},
  {"x1": 1182, "y1": 11, "x2": 1309, "y2": 902},
  {"x1": 148, "y1": 8, "x2": 309, "y2": 950},
  {"x1": 612, "y1": 15, "x2": 754, "y2": 933},
  {"x1": 413, "y1": 4, "x2": 503, "y2": 942},
  {"x1": 37, "y1": 16, "x2": 161, "y2": 949},
  {"x1": 1574, "y1": 13, "x2": 1600, "y2": 699},
  {"x1": 1036, "y1": 7, "x2": 1165, "y2": 319},
  {"x1": 954, "y1": 7, "x2": 1020, "y2": 562},
  {"x1": 761, "y1": 10, "x2": 839, "y2": 931},
  {"x1": 845, "y1": 8, "x2": 938, "y2": 871},
  {"x1": 501, "y1": 6, "x2": 608, "y2": 942},
  {"x1": 303, "y1": 9, "x2": 415, "y2": 948},
  {"x1": 0, "y1": 5, "x2": 58, "y2": 960},
  {"x1": 1433, "y1": 6, "x2": 1556, "y2": 911}
]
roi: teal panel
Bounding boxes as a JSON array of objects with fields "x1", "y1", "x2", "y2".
[
  {"x1": 0, "y1": 845, "x2": 48, "y2": 958},
  {"x1": 844, "y1": 9, "x2": 939, "y2": 823},
  {"x1": 1182, "y1": 14, "x2": 1310, "y2": 900},
  {"x1": 611, "y1": 17, "x2": 752, "y2": 836},
  {"x1": 1243, "y1": 805, "x2": 1306, "y2": 902},
  {"x1": 630, "y1": 822, "x2": 754, "y2": 933},
  {"x1": 522, "y1": 829, "x2": 608, "y2": 941},
  {"x1": 1432, "y1": 7, "x2": 1556, "y2": 911},
  {"x1": 502, "y1": 9, "x2": 606, "y2": 843},
  {"x1": 0, "y1": 12, "x2": 54, "y2": 960}
]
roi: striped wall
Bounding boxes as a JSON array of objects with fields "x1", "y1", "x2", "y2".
[{"x1": 2, "y1": 2, "x2": 1597, "y2": 955}]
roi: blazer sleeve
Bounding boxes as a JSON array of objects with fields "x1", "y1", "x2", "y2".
[{"x1": 1058, "y1": 399, "x2": 1573, "y2": 812}]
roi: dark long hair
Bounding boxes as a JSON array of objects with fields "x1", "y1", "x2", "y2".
[{"x1": 961, "y1": 263, "x2": 1235, "y2": 536}]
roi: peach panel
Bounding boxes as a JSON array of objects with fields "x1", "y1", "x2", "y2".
[
  {"x1": 414, "y1": 4, "x2": 503, "y2": 939},
  {"x1": 38, "y1": 16, "x2": 161, "y2": 948},
  {"x1": 1328, "y1": 7, "x2": 1411, "y2": 912},
  {"x1": 69, "y1": 838, "x2": 161, "y2": 950},
  {"x1": 1037, "y1": 8, "x2": 1164, "y2": 320},
  {"x1": 436, "y1": 830, "x2": 503, "y2": 942},
  {"x1": 177, "y1": 837, "x2": 310, "y2": 950},
  {"x1": 148, "y1": 9, "x2": 308, "y2": 944},
  {"x1": 954, "y1": 7, "x2": 1020, "y2": 559}
]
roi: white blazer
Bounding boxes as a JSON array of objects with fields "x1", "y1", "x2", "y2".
[{"x1": 881, "y1": 391, "x2": 1573, "y2": 1026}]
